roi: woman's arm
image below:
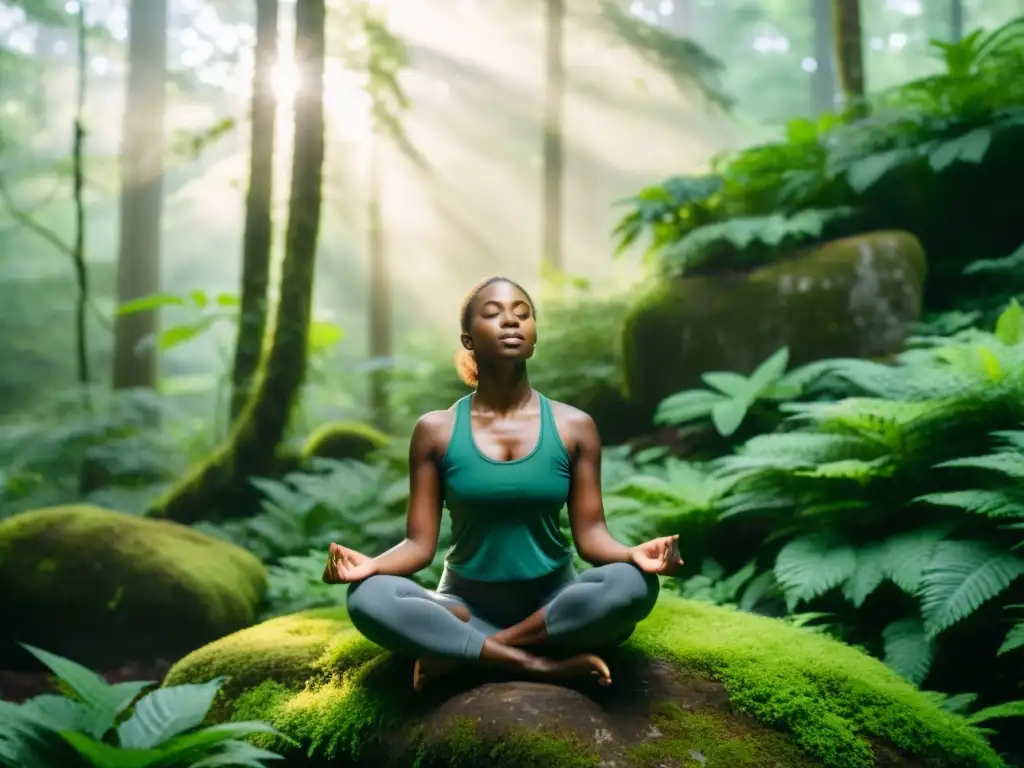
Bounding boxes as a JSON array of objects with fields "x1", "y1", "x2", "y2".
[
  {"x1": 566, "y1": 412, "x2": 634, "y2": 566},
  {"x1": 369, "y1": 413, "x2": 445, "y2": 577}
]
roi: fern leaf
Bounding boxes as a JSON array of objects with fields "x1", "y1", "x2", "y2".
[
  {"x1": 964, "y1": 700, "x2": 1024, "y2": 726},
  {"x1": 843, "y1": 542, "x2": 887, "y2": 607},
  {"x1": 774, "y1": 534, "x2": 858, "y2": 611},
  {"x1": 882, "y1": 617, "x2": 935, "y2": 686},
  {"x1": 916, "y1": 489, "x2": 1024, "y2": 518},
  {"x1": 998, "y1": 622, "x2": 1024, "y2": 655},
  {"x1": 920, "y1": 540, "x2": 1024, "y2": 638},
  {"x1": 937, "y1": 453, "x2": 1024, "y2": 480},
  {"x1": 793, "y1": 457, "x2": 893, "y2": 482},
  {"x1": 883, "y1": 527, "x2": 952, "y2": 595}
]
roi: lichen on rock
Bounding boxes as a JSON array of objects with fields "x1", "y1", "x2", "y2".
[
  {"x1": 622, "y1": 230, "x2": 928, "y2": 415},
  {"x1": 164, "y1": 596, "x2": 1000, "y2": 768},
  {"x1": 0, "y1": 505, "x2": 267, "y2": 669}
]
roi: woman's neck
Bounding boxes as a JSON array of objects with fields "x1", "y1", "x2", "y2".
[{"x1": 473, "y1": 363, "x2": 533, "y2": 415}]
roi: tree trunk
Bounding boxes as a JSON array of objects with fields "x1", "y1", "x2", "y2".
[
  {"x1": 811, "y1": 0, "x2": 837, "y2": 114},
  {"x1": 149, "y1": 0, "x2": 326, "y2": 524},
  {"x1": 230, "y1": 0, "x2": 280, "y2": 422},
  {"x1": 367, "y1": 131, "x2": 391, "y2": 431},
  {"x1": 112, "y1": 0, "x2": 167, "y2": 389},
  {"x1": 949, "y1": 0, "x2": 964, "y2": 43},
  {"x1": 541, "y1": 0, "x2": 565, "y2": 271},
  {"x1": 832, "y1": 0, "x2": 865, "y2": 113}
]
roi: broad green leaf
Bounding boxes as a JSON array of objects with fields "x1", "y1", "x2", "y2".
[
  {"x1": 920, "y1": 540, "x2": 1024, "y2": 638},
  {"x1": 846, "y1": 148, "x2": 914, "y2": 193},
  {"x1": 116, "y1": 293, "x2": 185, "y2": 315},
  {"x1": 928, "y1": 127, "x2": 993, "y2": 171},
  {"x1": 711, "y1": 398, "x2": 748, "y2": 437},
  {"x1": 998, "y1": 622, "x2": 1024, "y2": 655},
  {"x1": 881, "y1": 617, "x2": 934, "y2": 686},
  {"x1": 187, "y1": 739, "x2": 286, "y2": 767},
  {"x1": 118, "y1": 679, "x2": 225, "y2": 749},
  {"x1": 883, "y1": 528, "x2": 951, "y2": 595},
  {"x1": 19, "y1": 644, "x2": 114, "y2": 713},
  {"x1": 156, "y1": 722, "x2": 286, "y2": 764},
  {"x1": 189, "y1": 290, "x2": 209, "y2": 309},
  {"x1": 215, "y1": 293, "x2": 241, "y2": 307},
  {"x1": 994, "y1": 298, "x2": 1024, "y2": 346},
  {"x1": 19, "y1": 694, "x2": 95, "y2": 732},
  {"x1": 158, "y1": 315, "x2": 222, "y2": 351},
  {"x1": 701, "y1": 371, "x2": 751, "y2": 399},
  {"x1": 746, "y1": 346, "x2": 790, "y2": 394},
  {"x1": 59, "y1": 731, "x2": 161, "y2": 768},
  {"x1": 654, "y1": 389, "x2": 726, "y2": 426}
]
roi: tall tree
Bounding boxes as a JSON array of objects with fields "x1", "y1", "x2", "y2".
[
  {"x1": 541, "y1": 0, "x2": 566, "y2": 271},
  {"x1": 112, "y1": 0, "x2": 168, "y2": 389},
  {"x1": 150, "y1": 0, "x2": 327, "y2": 523},
  {"x1": 832, "y1": 0, "x2": 865, "y2": 112},
  {"x1": 950, "y1": 0, "x2": 964, "y2": 42},
  {"x1": 811, "y1": 0, "x2": 837, "y2": 114},
  {"x1": 229, "y1": 0, "x2": 280, "y2": 421}
]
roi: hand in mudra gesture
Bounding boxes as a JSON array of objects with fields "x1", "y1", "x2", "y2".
[
  {"x1": 322, "y1": 542, "x2": 377, "y2": 584},
  {"x1": 629, "y1": 534, "x2": 684, "y2": 575}
]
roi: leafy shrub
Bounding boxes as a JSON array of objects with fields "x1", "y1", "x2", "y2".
[
  {"x1": 0, "y1": 643, "x2": 284, "y2": 767},
  {"x1": 604, "y1": 300, "x2": 1024, "y2": 751},
  {"x1": 613, "y1": 15, "x2": 1024, "y2": 289}
]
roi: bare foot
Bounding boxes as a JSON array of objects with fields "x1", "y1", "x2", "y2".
[
  {"x1": 529, "y1": 654, "x2": 612, "y2": 686},
  {"x1": 413, "y1": 655, "x2": 462, "y2": 692}
]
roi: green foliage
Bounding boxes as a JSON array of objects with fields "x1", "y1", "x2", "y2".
[
  {"x1": 613, "y1": 14, "x2": 1024, "y2": 280},
  {"x1": 655, "y1": 346, "x2": 799, "y2": 436},
  {"x1": 0, "y1": 643, "x2": 284, "y2": 768}
]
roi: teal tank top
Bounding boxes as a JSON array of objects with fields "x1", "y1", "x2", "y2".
[{"x1": 440, "y1": 393, "x2": 573, "y2": 582}]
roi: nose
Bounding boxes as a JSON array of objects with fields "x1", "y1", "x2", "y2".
[{"x1": 500, "y1": 311, "x2": 519, "y2": 327}]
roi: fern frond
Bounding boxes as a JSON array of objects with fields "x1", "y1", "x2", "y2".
[
  {"x1": 720, "y1": 432, "x2": 881, "y2": 474},
  {"x1": 916, "y1": 489, "x2": 1024, "y2": 518},
  {"x1": 920, "y1": 540, "x2": 1024, "y2": 638},
  {"x1": 964, "y1": 700, "x2": 1024, "y2": 726},
  {"x1": 920, "y1": 691, "x2": 979, "y2": 716},
  {"x1": 882, "y1": 617, "x2": 935, "y2": 686},
  {"x1": 843, "y1": 541, "x2": 887, "y2": 606},
  {"x1": 792, "y1": 457, "x2": 893, "y2": 482},
  {"x1": 937, "y1": 452, "x2": 1024, "y2": 481},
  {"x1": 773, "y1": 533, "x2": 858, "y2": 610},
  {"x1": 884, "y1": 527, "x2": 953, "y2": 595}
]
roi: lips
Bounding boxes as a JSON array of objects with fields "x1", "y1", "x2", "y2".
[{"x1": 498, "y1": 332, "x2": 525, "y2": 341}]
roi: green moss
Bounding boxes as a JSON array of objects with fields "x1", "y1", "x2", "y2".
[
  {"x1": 301, "y1": 422, "x2": 390, "y2": 463},
  {"x1": 0, "y1": 505, "x2": 267, "y2": 668},
  {"x1": 622, "y1": 230, "x2": 928, "y2": 414},
  {"x1": 627, "y1": 703, "x2": 817, "y2": 767},
  {"x1": 165, "y1": 598, "x2": 1002, "y2": 768}
]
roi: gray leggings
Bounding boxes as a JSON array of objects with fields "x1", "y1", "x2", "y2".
[{"x1": 345, "y1": 561, "x2": 660, "y2": 660}]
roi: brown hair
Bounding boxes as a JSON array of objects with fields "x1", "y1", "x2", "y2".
[{"x1": 455, "y1": 276, "x2": 535, "y2": 388}]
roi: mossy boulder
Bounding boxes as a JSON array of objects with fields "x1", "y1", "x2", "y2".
[
  {"x1": 0, "y1": 505, "x2": 267, "y2": 670},
  {"x1": 164, "y1": 596, "x2": 1000, "y2": 768},
  {"x1": 301, "y1": 421, "x2": 390, "y2": 464},
  {"x1": 623, "y1": 230, "x2": 927, "y2": 415}
]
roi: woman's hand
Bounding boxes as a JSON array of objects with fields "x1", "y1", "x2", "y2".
[
  {"x1": 629, "y1": 535, "x2": 684, "y2": 575},
  {"x1": 322, "y1": 542, "x2": 378, "y2": 584}
]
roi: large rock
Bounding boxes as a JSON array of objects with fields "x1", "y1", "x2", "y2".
[
  {"x1": 622, "y1": 230, "x2": 927, "y2": 415},
  {"x1": 164, "y1": 597, "x2": 999, "y2": 768},
  {"x1": 0, "y1": 505, "x2": 267, "y2": 669}
]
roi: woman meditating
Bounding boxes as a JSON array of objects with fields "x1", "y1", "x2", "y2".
[{"x1": 323, "y1": 276, "x2": 682, "y2": 691}]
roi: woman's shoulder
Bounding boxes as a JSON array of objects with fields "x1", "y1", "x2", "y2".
[
  {"x1": 412, "y1": 406, "x2": 460, "y2": 456},
  {"x1": 543, "y1": 396, "x2": 599, "y2": 439}
]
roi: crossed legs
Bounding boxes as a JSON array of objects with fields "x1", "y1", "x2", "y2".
[{"x1": 345, "y1": 563, "x2": 659, "y2": 690}]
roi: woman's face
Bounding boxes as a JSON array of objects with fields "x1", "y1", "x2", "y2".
[{"x1": 461, "y1": 281, "x2": 537, "y2": 363}]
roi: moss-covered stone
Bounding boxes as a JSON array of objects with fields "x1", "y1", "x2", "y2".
[
  {"x1": 622, "y1": 230, "x2": 928, "y2": 415},
  {"x1": 301, "y1": 421, "x2": 391, "y2": 463},
  {"x1": 0, "y1": 505, "x2": 267, "y2": 669},
  {"x1": 164, "y1": 596, "x2": 1001, "y2": 768}
]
